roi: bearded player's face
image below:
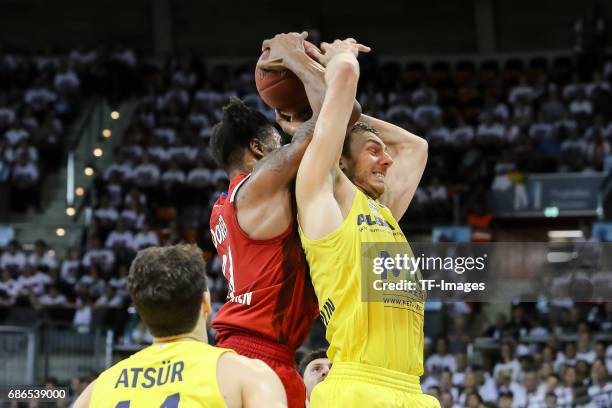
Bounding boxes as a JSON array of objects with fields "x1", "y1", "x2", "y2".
[{"x1": 342, "y1": 132, "x2": 393, "y2": 199}]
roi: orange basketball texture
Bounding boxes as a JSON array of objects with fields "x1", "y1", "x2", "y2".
[
  {"x1": 255, "y1": 41, "x2": 362, "y2": 125},
  {"x1": 255, "y1": 48, "x2": 309, "y2": 116}
]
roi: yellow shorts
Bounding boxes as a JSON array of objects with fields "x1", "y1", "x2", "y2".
[{"x1": 309, "y1": 362, "x2": 440, "y2": 408}]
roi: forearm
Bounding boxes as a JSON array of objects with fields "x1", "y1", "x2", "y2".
[
  {"x1": 284, "y1": 51, "x2": 326, "y2": 114},
  {"x1": 360, "y1": 114, "x2": 426, "y2": 149}
]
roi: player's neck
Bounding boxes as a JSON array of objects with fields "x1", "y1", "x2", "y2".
[
  {"x1": 228, "y1": 165, "x2": 253, "y2": 179},
  {"x1": 153, "y1": 320, "x2": 209, "y2": 344}
]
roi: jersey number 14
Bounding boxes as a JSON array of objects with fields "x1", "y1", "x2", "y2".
[{"x1": 116, "y1": 393, "x2": 179, "y2": 407}]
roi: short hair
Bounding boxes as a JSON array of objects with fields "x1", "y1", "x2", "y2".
[
  {"x1": 210, "y1": 97, "x2": 274, "y2": 170},
  {"x1": 298, "y1": 348, "x2": 328, "y2": 376},
  {"x1": 341, "y1": 121, "x2": 379, "y2": 157},
  {"x1": 128, "y1": 244, "x2": 208, "y2": 337}
]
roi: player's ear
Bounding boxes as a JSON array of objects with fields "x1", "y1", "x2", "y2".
[
  {"x1": 339, "y1": 156, "x2": 348, "y2": 172},
  {"x1": 202, "y1": 290, "x2": 212, "y2": 320},
  {"x1": 249, "y1": 138, "x2": 265, "y2": 159}
]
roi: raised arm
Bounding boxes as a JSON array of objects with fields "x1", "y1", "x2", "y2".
[
  {"x1": 360, "y1": 114, "x2": 428, "y2": 219},
  {"x1": 247, "y1": 32, "x2": 326, "y2": 193},
  {"x1": 296, "y1": 39, "x2": 369, "y2": 240}
]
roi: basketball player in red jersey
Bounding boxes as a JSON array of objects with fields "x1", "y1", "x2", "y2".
[{"x1": 209, "y1": 33, "x2": 324, "y2": 408}]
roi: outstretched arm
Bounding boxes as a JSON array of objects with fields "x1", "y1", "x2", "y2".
[
  {"x1": 246, "y1": 32, "x2": 326, "y2": 194},
  {"x1": 296, "y1": 39, "x2": 369, "y2": 240},
  {"x1": 360, "y1": 114, "x2": 428, "y2": 220}
]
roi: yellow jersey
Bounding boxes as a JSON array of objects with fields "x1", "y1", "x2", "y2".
[
  {"x1": 90, "y1": 341, "x2": 232, "y2": 408},
  {"x1": 300, "y1": 189, "x2": 425, "y2": 376}
]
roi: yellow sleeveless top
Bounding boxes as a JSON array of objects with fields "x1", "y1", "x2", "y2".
[
  {"x1": 300, "y1": 189, "x2": 425, "y2": 376},
  {"x1": 91, "y1": 341, "x2": 232, "y2": 408}
]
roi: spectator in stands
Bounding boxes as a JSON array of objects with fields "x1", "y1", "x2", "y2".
[
  {"x1": 60, "y1": 247, "x2": 81, "y2": 287},
  {"x1": 109, "y1": 264, "x2": 128, "y2": 297},
  {"x1": 586, "y1": 126, "x2": 611, "y2": 169},
  {"x1": 4, "y1": 118, "x2": 30, "y2": 146},
  {"x1": 499, "y1": 391, "x2": 515, "y2": 408},
  {"x1": 439, "y1": 390, "x2": 458, "y2": 408},
  {"x1": 452, "y1": 352, "x2": 468, "y2": 387},
  {"x1": 438, "y1": 369, "x2": 458, "y2": 401},
  {"x1": 0, "y1": 269, "x2": 19, "y2": 306},
  {"x1": 472, "y1": 364, "x2": 498, "y2": 403},
  {"x1": 18, "y1": 264, "x2": 50, "y2": 300},
  {"x1": 426, "y1": 337, "x2": 456, "y2": 376},
  {"x1": 27, "y1": 239, "x2": 57, "y2": 272},
  {"x1": 494, "y1": 342, "x2": 522, "y2": 382},
  {"x1": 569, "y1": 88, "x2": 594, "y2": 125},
  {"x1": 541, "y1": 89, "x2": 566, "y2": 122},
  {"x1": 131, "y1": 154, "x2": 160, "y2": 189},
  {"x1": 119, "y1": 201, "x2": 145, "y2": 231},
  {"x1": 105, "y1": 219, "x2": 137, "y2": 263},
  {"x1": 73, "y1": 295, "x2": 93, "y2": 333},
  {"x1": 447, "y1": 315, "x2": 471, "y2": 353},
  {"x1": 426, "y1": 117, "x2": 451, "y2": 147},
  {"x1": 509, "y1": 76, "x2": 536, "y2": 106},
  {"x1": 95, "y1": 286, "x2": 124, "y2": 308},
  {"x1": 463, "y1": 390, "x2": 483, "y2": 408},
  {"x1": 82, "y1": 236, "x2": 115, "y2": 273},
  {"x1": 93, "y1": 196, "x2": 119, "y2": 236},
  {"x1": 576, "y1": 332, "x2": 597, "y2": 363},
  {"x1": 133, "y1": 220, "x2": 159, "y2": 250},
  {"x1": 0, "y1": 240, "x2": 26, "y2": 273},
  {"x1": 449, "y1": 116, "x2": 474, "y2": 147},
  {"x1": 476, "y1": 113, "x2": 505, "y2": 145},
  {"x1": 557, "y1": 366, "x2": 577, "y2": 404},
  {"x1": 38, "y1": 285, "x2": 69, "y2": 307},
  {"x1": 513, "y1": 99, "x2": 534, "y2": 128},
  {"x1": 485, "y1": 313, "x2": 508, "y2": 341},
  {"x1": 588, "y1": 358, "x2": 612, "y2": 405},
  {"x1": 10, "y1": 151, "x2": 40, "y2": 213}
]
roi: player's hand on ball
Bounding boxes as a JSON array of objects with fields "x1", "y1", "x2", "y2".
[
  {"x1": 307, "y1": 38, "x2": 370, "y2": 67},
  {"x1": 258, "y1": 32, "x2": 308, "y2": 71},
  {"x1": 275, "y1": 109, "x2": 310, "y2": 136}
]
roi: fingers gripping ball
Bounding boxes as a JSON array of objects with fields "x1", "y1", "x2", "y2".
[{"x1": 255, "y1": 50, "x2": 309, "y2": 117}]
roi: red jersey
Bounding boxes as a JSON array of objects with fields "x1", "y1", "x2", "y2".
[{"x1": 209, "y1": 173, "x2": 318, "y2": 351}]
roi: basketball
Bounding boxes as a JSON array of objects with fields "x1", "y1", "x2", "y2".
[
  {"x1": 255, "y1": 41, "x2": 362, "y2": 124},
  {"x1": 255, "y1": 48, "x2": 310, "y2": 116}
]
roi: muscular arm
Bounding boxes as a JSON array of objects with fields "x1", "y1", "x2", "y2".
[
  {"x1": 360, "y1": 114, "x2": 428, "y2": 220},
  {"x1": 246, "y1": 51, "x2": 325, "y2": 195},
  {"x1": 235, "y1": 46, "x2": 325, "y2": 239},
  {"x1": 296, "y1": 51, "x2": 360, "y2": 240}
]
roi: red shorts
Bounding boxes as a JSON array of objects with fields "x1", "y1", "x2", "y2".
[{"x1": 217, "y1": 333, "x2": 305, "y2": 408}]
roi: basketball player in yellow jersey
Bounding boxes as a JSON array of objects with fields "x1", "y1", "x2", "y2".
[
  {"x1": 74, "y1": 244, "x2": 287, "y2": 408},
  {"x1": 294, "y1": 39, "x2": 440, "y2": 407}
]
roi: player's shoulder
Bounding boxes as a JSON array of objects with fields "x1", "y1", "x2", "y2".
[{"x1": 218, "y1": 353, "x2": 273, "y2": 376}]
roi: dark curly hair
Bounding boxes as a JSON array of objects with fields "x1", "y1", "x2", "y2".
[{"x1": 210, "y1": 97, "x2": 276, "y2": 170}]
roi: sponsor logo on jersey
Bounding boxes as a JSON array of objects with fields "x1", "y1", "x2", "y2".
[{"x1": 356, "y1": 213, "x2": 395, "y2": 230}]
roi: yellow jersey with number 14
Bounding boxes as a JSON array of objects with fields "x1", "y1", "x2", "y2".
[
  {"x1": 90, "y1": 341, "x2": 232, "y2": 408},
  {"x1": 300, "y1": 189, "x2": 425, "y2": 376}
]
